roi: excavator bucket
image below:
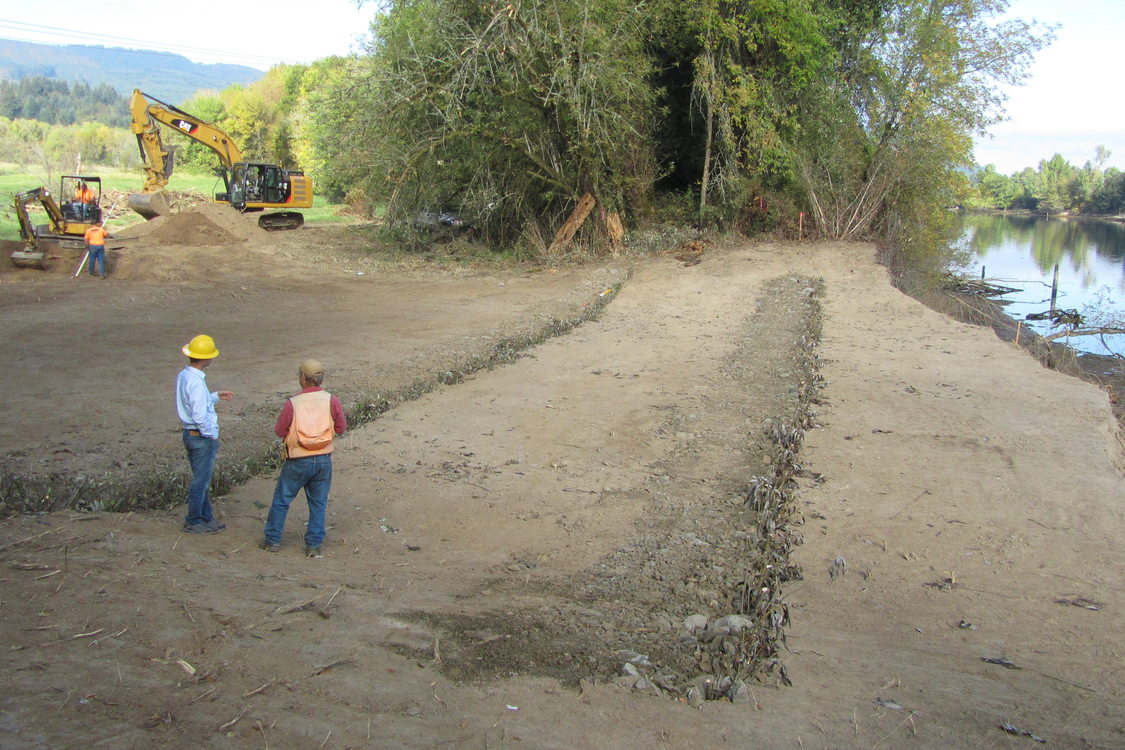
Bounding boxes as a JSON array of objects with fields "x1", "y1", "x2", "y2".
[
  {"x1": 8, "y1": 236, "x2": 67, "y2": 269},
  {"x1": 128, "y1": 190, "x2": 171, "y2": 220},
  {"x1": 9, "y1": 247, "x2": 47, "y2": 269}
]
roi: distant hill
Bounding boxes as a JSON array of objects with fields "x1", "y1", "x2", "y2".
[{"x1": 0, "y1": 39, "x2": 263, "y2": 105}]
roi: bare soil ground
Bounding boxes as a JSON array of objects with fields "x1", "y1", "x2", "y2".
[{"x1": 0, "y1": 209, "x2": 1122, "y2": 749}]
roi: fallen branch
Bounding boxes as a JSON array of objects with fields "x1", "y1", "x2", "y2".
[
  {"x1": 321, "y1": 587, "x2": 342, "y2": 618},
  {"x1": 546, "y1": 192, "x2": 596, "y2": 256},
  {"x1": 0, "y1": 529, "x2": 56, "y2": 554},
  {"x1": 218, "y1": 707, "x2": 248, "y2": 732},
  {"x1": 243, "y1": 679, "x2": 275, "y2": 698},
  {"x1": 1042, "y1": 326, "x2": 1125, "y2": 343},
  {"x1": 941, "y1": 272, "x2": 1020, "y2": 296},
  {"x1": 190, "y1": 687, "x2": 216, "y2": 704},
  {"x1": 309, "y1": 653, "x2": 357, "y2": 677}
]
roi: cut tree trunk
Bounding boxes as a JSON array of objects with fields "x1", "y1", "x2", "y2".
[
  {"x1": 604, "y1": 211, "x2": 624, "y2": 251},
  {"x1": 547, "y1": 193, "x2": 596, "y2": 256}
]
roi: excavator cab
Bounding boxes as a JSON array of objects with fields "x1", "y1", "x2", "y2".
[
  {"x1": 227, "y1": 162, "x2": 305, "y2": 230},
  {"x1": 60, "y1": 175, "x2": 103, "y2": 225}
]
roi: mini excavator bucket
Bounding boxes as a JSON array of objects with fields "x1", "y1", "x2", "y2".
[{"x1": 9, "y1": 245, "x2": 47, "y2": 269}]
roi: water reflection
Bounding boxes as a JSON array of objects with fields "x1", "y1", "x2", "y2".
[{"x1": 953, "y1": 213, "x2": 1125, "y2": 356}]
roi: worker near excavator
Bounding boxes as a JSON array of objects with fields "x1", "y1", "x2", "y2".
[
  {"x1": 83, "y1": 223, "x2": 110, "y2": 278},
  {"x1": 176, "y1": 335, "x2": 235, "y2": 533},
  {"x1": 261, "y1": 359, "x2": 347, "y2": 557}
]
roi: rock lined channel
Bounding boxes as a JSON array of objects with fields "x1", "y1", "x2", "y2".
[{"x1": 402, "y1": 274, "x2": 825, "y2": 701}]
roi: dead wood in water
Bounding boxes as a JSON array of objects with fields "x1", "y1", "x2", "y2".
[{"x1": 940, "y1": 272, "x2": 1019, "y2": 297}]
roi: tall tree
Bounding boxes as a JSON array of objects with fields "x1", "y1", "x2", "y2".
[
  {"x1": 307, "y1": 0, "x2": 658, "y2": 248},
  {"x1": 795, "y1": 0, "x2": 1052, "y2": 240}
]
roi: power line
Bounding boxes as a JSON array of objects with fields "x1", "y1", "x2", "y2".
[{"x1": 0, "y1": 19, "x2": 305, "y2": 67}]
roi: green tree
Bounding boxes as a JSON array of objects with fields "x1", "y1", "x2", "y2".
[
  {"x1": 970, "y1": 164, "x2": 1019, "y2": 208},
  {"x1": 308, "y1": 0, "x2": 658, "y2": 248},
  {"x1": 1088, "y1": 167, "x2": 1125, "y2": 215},
  {"x1": 294, "y1": 57, "x2": 357, "y2": 202},
  {"x1": 174, "y1": 92, "x2": 228, "y2": 174},
  {"x1": 1034, "y1": 153, "x2": 1075, "y2": 214},
  {"x1": 795, "y1": 0, "x2": 1052, "y2": 241}
]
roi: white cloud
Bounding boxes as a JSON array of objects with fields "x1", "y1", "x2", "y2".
[
  {"x1": 974, "y1": 0, "x2": 1125, "y2": 172},
  {"x1": 0, "y1": 1, "x2": 375, "y2": 69}
]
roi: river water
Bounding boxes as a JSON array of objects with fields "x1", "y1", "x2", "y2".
[{"x1": 952, "y1": 212, "x2": 1125, "y2": 357}]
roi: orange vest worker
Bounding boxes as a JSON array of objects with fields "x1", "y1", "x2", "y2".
[
  {"x1": 284, "y1": 390, "x2": 336, "y2": 458},
  {"x1": 84, "y1": 225, "x2": 108, "y2": 247}
]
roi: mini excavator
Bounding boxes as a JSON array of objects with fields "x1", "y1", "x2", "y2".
[{"x1": 10, "y1": 175, "x2": 103, "y2": 269}]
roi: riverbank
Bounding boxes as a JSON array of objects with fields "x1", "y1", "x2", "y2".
[
  {"x1": 0, "y1": 237, "x2": 1121, "y2": 748},
  {"x1": 901, "y1": 275, "x2": 1125, "y2": 465}
]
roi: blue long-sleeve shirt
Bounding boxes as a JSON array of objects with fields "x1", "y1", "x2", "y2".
[{"x1": 176, "y1": 365, "x2": 220, "y2": 438}]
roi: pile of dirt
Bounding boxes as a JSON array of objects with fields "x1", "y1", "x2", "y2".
[
  {"x1": 146, "y1": 211, "x2": 237, "y2": 246},
  {"x1": 106, "y1": 202, "x2": 307, "y2": 282},
  {"x1": 117, "y1": 202, "x2": 274, "y2": 247}
]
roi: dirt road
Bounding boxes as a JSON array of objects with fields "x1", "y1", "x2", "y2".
[{"x1": 0, "y1": 220, "x2": 1121, "y2": 749}]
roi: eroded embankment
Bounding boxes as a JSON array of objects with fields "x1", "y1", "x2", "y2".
[
  {"x1": 0, "y1": 270, "x2": 629, "y2": 515},
  {"x1": 406, "y1": 274, "x2": 825, "y2": 702}
]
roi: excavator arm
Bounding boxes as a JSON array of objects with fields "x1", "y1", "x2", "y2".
[
  {"x1": 129, "y1": 89, "x2": 245, "y2": 218},
  {"x1": 12, "y1": 188, "x2": 67, "y2": 242},
  {"x1": 130, "y1": 89, "x2": 243, "y2": 180}
]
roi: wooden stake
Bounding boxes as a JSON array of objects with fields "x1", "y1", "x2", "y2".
[{"x1": 1050, "y1": 263, "x2": 1059, "y2": 313}]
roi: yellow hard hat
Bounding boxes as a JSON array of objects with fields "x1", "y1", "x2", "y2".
[{"x1": 182, "y1": 334, "x2": 219, "y2": 359}]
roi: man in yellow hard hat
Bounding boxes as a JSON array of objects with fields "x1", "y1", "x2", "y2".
[{"x1": 176, "y1": 334, "x2": 235, "y2": 533}]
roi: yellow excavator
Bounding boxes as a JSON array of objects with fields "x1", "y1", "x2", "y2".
[
  {"x1": 128, "y1": 89, "x2": 312, "y2": 230},
  {"x1": 10, "y1": 175, "x2": 103, "y2": 268}
]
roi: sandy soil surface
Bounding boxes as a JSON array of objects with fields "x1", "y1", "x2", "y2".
[{"x1": 0, "y1": 210, "x2": 1122, "y2": 749}]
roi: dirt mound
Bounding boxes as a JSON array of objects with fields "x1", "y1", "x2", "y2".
[
  {"x1": 117, "y1": 201, "x2": 275, "y2": 247},
  {"x1": 186, "y1": 201, "x2": 274, "y2": 245},
  {"x1": 146, "y1": 211, "x2": 237, "y2": 246}
]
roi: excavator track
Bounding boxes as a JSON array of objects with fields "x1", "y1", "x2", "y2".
[{"x1": 258, "y1": 211, "x2": 304, "y2": 231}]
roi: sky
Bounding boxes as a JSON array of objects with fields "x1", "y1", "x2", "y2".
[
  {"x1": 973, "y1": 0, "x2": 1125, "y2": 174},
  {"x1": 0, "y1": 0, "x2": 376, "y2": 70},
  {"x1": 0, "y1": 0, "x2": 1120, "y2": 176}
]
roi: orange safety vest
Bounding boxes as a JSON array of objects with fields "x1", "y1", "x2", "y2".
[
  {"x1": 75, "y1": 187, "x2": 95, "y2": 203},
  {"x1": 83, "y1": 225, "x2": 108, "y2": 246},
  {"x1": 284, "y1": 390, "x2": 336, "y2": 458}
]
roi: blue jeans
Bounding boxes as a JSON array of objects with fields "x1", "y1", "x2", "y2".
[
  {"x1": 88, "y1": 245, "x2": 105, "y2": 277},
  {"x1": 183, "y1": 431, "x2": 219, "y2": 525},
  {"x1": 263, "y1": 454, "x2": 333, "y2": 548}
]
